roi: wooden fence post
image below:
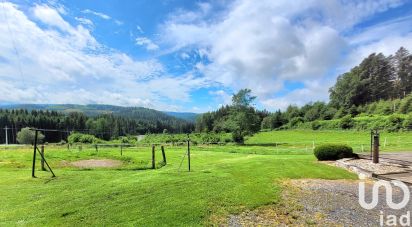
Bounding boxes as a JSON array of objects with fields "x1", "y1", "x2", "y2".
[
  {"x1": 41, "y1": 145, "x2": 45, "y2": 171},
  {"x1": 120, "y1": 144, "x2": 123, "y2": 156},
  {"x1": 95, "y1": 144, "x2": 98, "y2": 152},
  {"x1": 187, "y1": 140, "x2": 191, "y2": 172},
  {"x1": 152, "y1": 145, "x2": 155, "y2": 169},
  {"x1": 373, "y1": 134, "x2": 380, "y2": 163},
  {"x1": 161, "y1": 145, "x2": 166, "y2": 164}
]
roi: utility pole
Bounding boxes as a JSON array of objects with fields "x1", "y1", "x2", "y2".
[{"x1": 4, "y1": 126, "x2": 8, "y2": 145}]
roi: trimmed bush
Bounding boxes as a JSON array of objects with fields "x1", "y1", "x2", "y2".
[{"x1": 314, "y1": 144, "x2": 354, "y2": 161}]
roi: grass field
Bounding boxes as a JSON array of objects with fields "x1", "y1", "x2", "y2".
[
  {"x1": 0, "y1": 141, "x2": 356, "y2": 226},
  {"x1": 246, "y1": 130, "x2": 412, "y2": 152}
]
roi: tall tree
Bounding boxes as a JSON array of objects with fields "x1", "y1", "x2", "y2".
[
  {"x1": 391, "y1": 47, "x2": 412, "y2": 98},
  {"x1": 232, "y1": 89, "x2": 256, "y2": 107}
]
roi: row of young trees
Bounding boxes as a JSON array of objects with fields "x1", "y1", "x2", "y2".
[{"x1": 0, "y1": 109, "x2": 194, "y2": 143}]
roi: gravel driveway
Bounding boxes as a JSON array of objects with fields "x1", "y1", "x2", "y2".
[{"x1": 228, "y1": 179, "x2": 412, "y2": 226}]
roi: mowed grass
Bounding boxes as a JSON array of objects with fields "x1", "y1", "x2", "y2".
[
  {"x1": 0, "y1": 144, "x2": 356, "y2": 226},
  {"x1": 246, "y1": 130, "x2": 412, "y2": 152}
]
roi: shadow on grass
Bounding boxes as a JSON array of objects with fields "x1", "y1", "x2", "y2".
[{"x1": 242, "y1": 143, "x2": 289, "y2": 147}]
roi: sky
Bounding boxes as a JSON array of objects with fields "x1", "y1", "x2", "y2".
[{"x1": 1, "y1": 0, "x2": 412, "y2": 113}]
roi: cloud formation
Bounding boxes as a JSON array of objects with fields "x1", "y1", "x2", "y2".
[
  {"x1": 135, "y1": 37, "x2": 159, "y2": 51},
  {"x1": 0, "y1": 2, "x2": 206, "y2": 111},
  {"x1": 1, "y1": 0, "x2": 411, "y2": 112},
  {"x1": 82, "y1": 9, "x2": 111, "y2": 20},
  {"x1": 161, "y1": 0, "x2": 412, "y2": 110}
]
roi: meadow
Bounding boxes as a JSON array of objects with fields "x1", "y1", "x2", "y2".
[
  {"x1": 246, "y1": 130, "x2": 412, "y2": 152},
  {"x1": 1, "y1": 129, "x2": 411, "y2": 225}
]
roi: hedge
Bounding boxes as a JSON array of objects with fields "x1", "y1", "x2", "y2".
[{"x1": 314, "y1": 144, "x2": 354, "y2": 161}]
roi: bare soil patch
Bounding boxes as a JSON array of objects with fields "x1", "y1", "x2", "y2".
[{"x1": 70, "y1": 159, "x2": 122, "y2": 168}]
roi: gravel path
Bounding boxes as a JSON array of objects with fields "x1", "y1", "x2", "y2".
[
  {"x1": 341, "y1": 159, "x2": 408, "y2": 174},
  {"x1": 228, "y1": 179, "x2": 412, "y2": 226}
]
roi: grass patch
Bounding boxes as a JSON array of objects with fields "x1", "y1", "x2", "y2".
[
  {"x1": 246, "y1": 129, "x2": 412, "y2": 152},
  {"x1": 0, "y1": 144, "x2": 356, "y2": 226}
]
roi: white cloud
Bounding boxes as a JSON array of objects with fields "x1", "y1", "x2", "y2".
[
  {"x1": 33, "y1": 4, "x2": 72, "y2": 31},
  {"x1": 180, "y1": 52, "x2": 190, "y2": 59},
  {"x1": 75, "y1": 17, "x2": 94, "y2": 27},
  {"x1": 114, "y1": 20, "x2": 123, "y2": 25},
  {"x1": 136, "y1": 25, "x2": 144, "y2": 33},
  {"x1": 81, "y1": 9, "x2": 111, "y2": 20},
  {"x1": 135, "y1": 37, "x2": 159, "y2": 50},
  {"x1": 209, "y1": 90, "x2": 232, "y2": 106},
  {"x1": 261, "y1": 80, "x2": 333, "y2": 110},
  {"x1": 0, "y1": 2, "x2": 204, "y2": 110},
  {"x1": 160, "y1": 0, "x2": 410, "y2": 109}
]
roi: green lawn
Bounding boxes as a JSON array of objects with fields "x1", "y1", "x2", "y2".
[
  {"x1": 0, "y1": 144, "x2": 356, "y2": 226},
  {"x1": 246, "y1": 130, "x2": 412, "y2": 152}
]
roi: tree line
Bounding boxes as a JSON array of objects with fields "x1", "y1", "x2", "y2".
[
  {"x1": 0, "y1": 109, "x2": 194, "y2": 143},
  {"x1": 330, "y1": 47, "x2": 412, "y2": 107},
  {"x1": 195, "y1": 47, "x2": 412, "y2": 136}
]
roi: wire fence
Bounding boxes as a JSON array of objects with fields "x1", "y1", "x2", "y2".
[{"x1": 1, "y1": 136, "x2": 411, "y2": 153}]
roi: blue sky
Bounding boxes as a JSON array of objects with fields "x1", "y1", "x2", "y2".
[{"x1": 1, "y1": 0, "x2": 412, "y2": 112}]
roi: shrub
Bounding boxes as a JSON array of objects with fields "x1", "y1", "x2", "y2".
[
  {"x1": 385, "y1": 114, "x2": 404, "y2": 132},
  {"x1": 311, "y1": 121, "x2": 321, "y2": 130},
  {"x1": 403, "y1": 114, "x2": 412, "y2": 131},
  {"x1": 289, "y1": 117, "x2": 304, "y2": 128},
  {"x1": 314, "y1": 144, "x2": 354, "y2": 161},
  {"x1": 340, "y1": 115, "x2": 354, "y2": 129},
  {"x1": 68, "y1": 133, "x2": 99, "y2": 144},
  {"x1": 17, "y1": 127, "x2": 45, "y2": 144},
  {"x1": 232, "y1": 130, "x2": 244, "y2": 144}
]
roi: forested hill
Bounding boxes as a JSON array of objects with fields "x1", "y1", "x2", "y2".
[
  {"x1": 0, "y1": 104, "x2": 195, "y2": 143},
  {"x1": 0, "y1": 104, "x2": 197, "y2": 122}
]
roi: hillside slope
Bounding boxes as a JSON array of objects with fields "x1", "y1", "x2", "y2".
[{"x1": 0, "y1": 104, "x2": 194, "y2": 123}]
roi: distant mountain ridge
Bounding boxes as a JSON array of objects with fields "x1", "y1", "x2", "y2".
[
  {"x1": 163, "y1": 111, "x2": 198, "y2": 122},
  {"x1": 0, "y1": 104, "x2": 198, "y2": 122}
]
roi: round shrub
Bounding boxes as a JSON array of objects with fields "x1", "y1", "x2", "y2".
[{"x1": 314, "y1": 144, "x2": 354, "y2": 161}]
